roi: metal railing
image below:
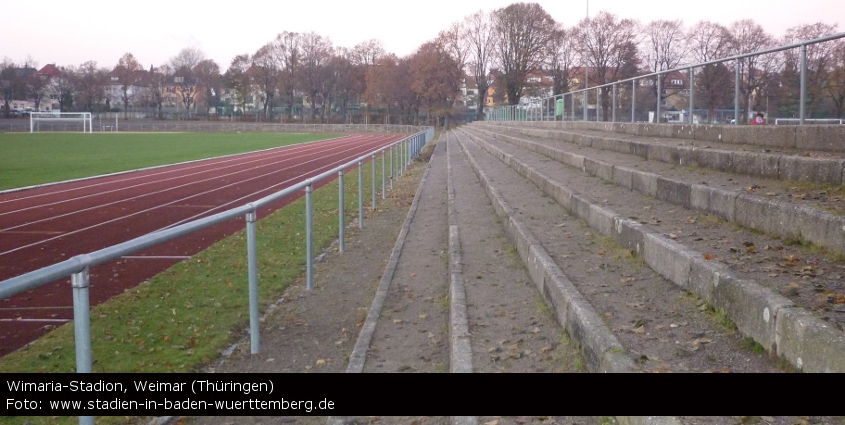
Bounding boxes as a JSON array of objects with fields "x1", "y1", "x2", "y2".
[
  {"x1": 0, "y1": 128, "x2": 433, "y2": 399},
  {"x1": 486, "y1": 32, "x2": 845, "y2": 125}
]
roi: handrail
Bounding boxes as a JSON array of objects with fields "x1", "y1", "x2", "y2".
[
  {"x1": 0, "y1": 126, "x2": 434, "y2": 393},
  {"x1": 487, "y1": 32, "x2": 845, "y2": 125}
]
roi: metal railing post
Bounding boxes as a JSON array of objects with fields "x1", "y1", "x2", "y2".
[
  {"x1": 338, "y1": 170, "x2": 345, "y2": 253},
  {"x1": 358, "y1": 161, "x2": 364, "y2": 228},
  {"x1": 381, "y1": 149, "x2": 386, "y2": 199},
  {"x1": 72, "y1": 267, "x2": 92, "y2": 374},
  {"x1": 612, "y1": 84, "x2": 617, "y2": 123},
  {"x1": 596, "y1": 87, "x2": 600, "y2": 121},
  {"x1": 735, "y1": 60, "x2": 741, "y2": 125},
  {"x1": 632, "y1": 79, "x2": 636, "y2": 122},
  {"x1": 305, "y1": 183, "x2": 314, "y2": 290},
  {"x1": 371, "y1": 154, "x2": 376, "y2": 211},
  {"x1": 246, "y1": 210, "x2": 260, "y2": 353},
  {"x1": 800, "y1": 44, "x2": 807, "y2": 125},
  {"x1": 390, "y1": 146, "x2": 394, "y2": 190},
  {"x1": 656, "y1": 76, "x2": 662, "y2": 123},
  {"x1": 689, "y1": 67, "x2": 695, "y2": 124},
  {"x1": 583, "y1": 88, "x2": 588, "y2": 121}
]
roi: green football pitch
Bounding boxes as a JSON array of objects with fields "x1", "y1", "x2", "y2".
[{"x1": 0, "y1": 132, "x2": 340, "y2": 191}]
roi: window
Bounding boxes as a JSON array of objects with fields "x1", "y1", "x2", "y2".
[{"x1": 671, "y1": 79, "x2": 683, "y2": 86}]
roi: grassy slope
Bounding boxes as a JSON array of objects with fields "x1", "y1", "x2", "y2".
[{"x1": 0, "y1": 132, "x2": 339, "y2": 191}]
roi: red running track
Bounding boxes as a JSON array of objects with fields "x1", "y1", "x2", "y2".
[{"x1": 0, "y1": 133, "x2": 404, "y2": 356}]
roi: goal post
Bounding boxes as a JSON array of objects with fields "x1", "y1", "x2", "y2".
[{"x1": 30, "y1": 112, "x2": 93, "y2": 133}]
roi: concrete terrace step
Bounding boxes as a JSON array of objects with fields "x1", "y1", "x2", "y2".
[
  {"x1": 475, "y1": 121, "x2": 845, "y2": 185},
  {"x1": 457, "y1": 125, "x2": 845, "y2": 373},
  {"x1": 452, "y1": 128, "x2": 787, "y2": 373},
  {"x1": 469, "y1": 122, "x2": 845, "y2": 256}
]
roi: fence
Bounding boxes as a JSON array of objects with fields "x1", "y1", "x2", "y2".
[
  {"x1": 0, "y1": 127, "x2": 433, "y2": 424},
  {"x1": 1, "y1": 120, "x2": 428, "y2": 134},
  {"x1": 487, "y1": 32, "x2": 845, "y2": 125}
]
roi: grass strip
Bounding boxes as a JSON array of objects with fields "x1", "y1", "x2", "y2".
[{"x1": 0, "y1": 132, "x2": 339, "y2": 190}]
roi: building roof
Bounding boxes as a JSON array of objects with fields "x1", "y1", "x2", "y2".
[{"x1": 38, "y1": 64, "x2": 61, "y2": 78}]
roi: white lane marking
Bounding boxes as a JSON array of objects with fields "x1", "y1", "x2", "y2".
[
  {"x1": 0, "y1": 318, "x2": 71, "y2": 323},
  {"x1": 0, "y1": 306, "x2": 73, "y2": 310}
]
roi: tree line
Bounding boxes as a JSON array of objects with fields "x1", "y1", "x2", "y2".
[{"x1": 2, "y1": 2, "x2": 844, "y2": 124}]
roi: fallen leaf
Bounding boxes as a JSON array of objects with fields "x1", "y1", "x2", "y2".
[
  {"x1": 316, "y1": 359, "x2": 326, "y2": 365},
  {"x1": 704, "y1": 254, "x2": 713, "y2": 260},
  {"x1": 633, "y1": 326, "x2": 646, "y2": 334}
]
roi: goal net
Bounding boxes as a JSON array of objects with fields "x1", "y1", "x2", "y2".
[{"x1": 30, "y1": 112, "x2": 93, "y2": 133}]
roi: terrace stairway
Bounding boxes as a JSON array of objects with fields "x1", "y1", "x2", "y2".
[{"x1": 188, "y1": 121, "x2": 845, "y2": 425}]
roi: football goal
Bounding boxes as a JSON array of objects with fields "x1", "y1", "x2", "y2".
[{"x1": 30, "y1": 112, "x2": 93, "y2": 133}]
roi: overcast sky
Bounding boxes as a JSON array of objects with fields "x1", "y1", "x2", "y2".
[{"x1": 2, "y1": 0, "x2": 842, "y2": 70}]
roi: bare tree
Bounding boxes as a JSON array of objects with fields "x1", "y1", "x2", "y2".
[
  {"x1": 463, "y1": 9, "x2": 497, "y2": 120},
  {"x1": 224, "y1": 54, "x2": 252, "y2": 115},
  {"x1": 779, "y1": 23, "x2": 840, "y2": 117},
  {"x1": 492, "y1": 2, "x2": 557, "y2": 106},
  {"x1": 252, "y1": 43, "x2": 281, "y2": 119},
  {"x1": 351, "y1": 39, "x2": 385, "y2": 68},
  {"x1": 114, "y1": 53, "x2": 143, "y2": 118},
  {"x1": 329, "y1": 47, "x2": 361, "y2": 123},
  {"x1": 580, "y1": 11, "x2": 641, "y2": 119},
  {"x1": 0, "y1": 58, "x2": 21, "y2": 117},
  {"x1": 729, "y1": 19, "x2": 776, "y2": 121},
  {"x1": 642, "y1": 19, "x2": 688, "y2": 109},
  {"x1": 827, "y1": 39, "x2": 845, "y2": 118},
  {"x1": 437, "y1": 21, "x2": 470, "y2": 125},
  {"x1": 170, "y1": 48, "x2": 206, "y2": 118},
  {"x1": 298, "y1": 32, "x2": 333, "y2": 122},
  {"x1": 194, "y1": 59, "x2": 221, "y2": 120},
  {"x1": 547, "y1": 25, "x2": 579, "y2": 97},
  {"x1": 146, "y1": 64, "x2": 171, "y2": 119},
  {"x1": 48, "y1": 65, "x2": 76, "y2": 112},
  {"x1": 273, "y1": 32, "x2": 302, "y2": 121},
  {"x1": 74, "y1": 61, "x2": 109, "y2": 112},
  {"x1": 687, "y1": 21, "x2": 735, "y2": 121},
  {"x1": 352, "y1": 39, "x2": 386, "y2": 124}
]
